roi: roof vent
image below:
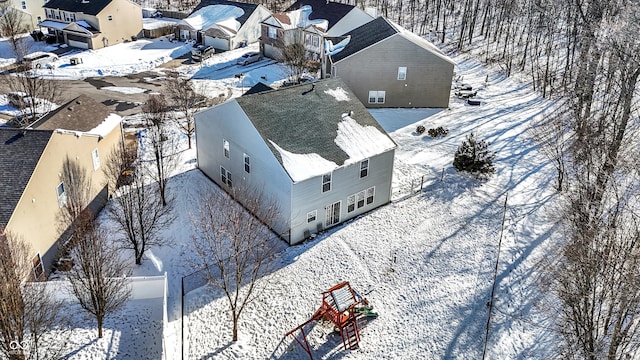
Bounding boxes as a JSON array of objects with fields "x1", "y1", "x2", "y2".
[
  {"x1": 75, "y1": 100, "x2": 82, "y2": 105},
  {"x1": 68, "y1": 106, "x2": 74, "y2": 111}
]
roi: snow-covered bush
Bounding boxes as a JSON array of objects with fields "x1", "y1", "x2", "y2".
[
  {"x1": 416, "y1": 125, "x2": 426, "y2": 134},
  {"x1": 428, "y1": 127, "x2": 449, "y2": 137},
  {"x1": 453, "y1": 133, "x2": 495, "y2": 177}
]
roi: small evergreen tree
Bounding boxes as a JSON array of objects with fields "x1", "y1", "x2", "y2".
[{"x1": 453, "y1": 133, "x2": 496, "y2": 176}]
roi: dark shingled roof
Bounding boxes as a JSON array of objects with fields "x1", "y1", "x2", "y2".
[
  {"x1": 0, "y1": 129, "x2": 53, "y2": 227},
  {"x1": 43, "y1": 0, "x2": 112, "y2": 16},
  {"x1": 330, "y1": 17, "x2": 398, "y2": 63},
  {"x1": 243, "y1": 82, "x2": 274, "y2": 95},
  {"x1": 191, "y1": 0, "x2": 259, "y2": 26},
  {"x1": 285, "y1": 0, "x2": 355, "y2": 30},
  {"x1": 30, "y1": 94, "x2": 114, "y2": 132},
  {"x1": 235, "y1": 78, "x2": 392, "y2": 169}
]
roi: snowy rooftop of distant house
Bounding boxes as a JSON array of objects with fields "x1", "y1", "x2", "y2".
[
  {"x1": 181, "y1": 5, "x2": 244, "y2": 32},
  {"x1": 270, "y1": 6, "x2": 329, "y2": 32},
  {"x1": 188, "y1": 0, "x2": 259, "y2": 28},
  {"x1": 235, "y1": 78, "x2": 396, "y2": 182},
  {"x1": 285, "y1": 0, "x2": 357, "y2": 29}
]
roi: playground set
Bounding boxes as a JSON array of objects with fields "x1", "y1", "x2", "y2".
[{"x1": 285, "y1": 282, "x2": 378, "y2": 359}]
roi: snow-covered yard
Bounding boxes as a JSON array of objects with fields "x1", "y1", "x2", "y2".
[{"x1": 0, "y1": 32, "x2": 561, "y2": 358}]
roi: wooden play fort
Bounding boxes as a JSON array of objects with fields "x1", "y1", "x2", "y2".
[{"x1": 285, "y1": 282, "x2": 378, "y2": 359}]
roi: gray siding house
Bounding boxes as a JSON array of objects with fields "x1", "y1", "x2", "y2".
[
  {"x1": 194, "y1": 78, "x2": 396, "y2": 245},
  {"x1": 328, "y1": 17, "x2": 455, "y2": 108},
  {"x1": 176, "y1": 0, "x2": 271, "y2": 50}
]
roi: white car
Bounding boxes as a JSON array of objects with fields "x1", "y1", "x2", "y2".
[
  {"x1": 22, "y1": 52, "x2": 59, "y2": 69},
  {"x1": 236, "y1": 52, "x2": 263, "y2": 66}
]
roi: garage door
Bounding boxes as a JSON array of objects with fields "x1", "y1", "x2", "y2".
[
  {"x1": 68, "y1": 40, "x2": 89, "y2": 49},
  {"x1": 205, "y1": 36, "x2": 229, "y2": 51}
]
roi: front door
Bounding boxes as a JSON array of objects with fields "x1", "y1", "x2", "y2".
[{"x1": 325, "y1": 201, "x2": 341, "y2": 227}]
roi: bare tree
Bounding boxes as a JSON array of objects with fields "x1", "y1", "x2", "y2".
[
  {"x1": 281, "y1": 42, "x2": 307, "y2": 84},
  {"x1": 0, "y1": 230, "x2": 70, "y2": 360},
  {"x1": 67, "y1": 223, "x2": 131, "y2": 339},
  {"x1": 57, "y1": 157, "x2": 94, "y2": 239},
  {"x1": 142, "y1": 94, "x2": 177, "y2": 207},
  {"x1": 0, "y1": 2, "x2": 29, "y2": 60},
  {"x1": 108, "y1": 168, "x2": 174, "y2": 265},
  {"x1": 101, "y1": 143, "x2": 137, "y2": 194},
  {"x1": 164, "y1": 75, "x2": 206, "y2": 149},
  {"x1": 0, "y1": 70, "x2": 61, "y2": 128},
  {"x1": 191, "y1": 185, "x2": 281, "y2": 342}
]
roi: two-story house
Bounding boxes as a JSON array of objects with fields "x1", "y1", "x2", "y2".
[
  {"x1": 194, "y1": 78, "x2": 396, "y2": 245},
  {"x1": 39, "y1": 0, "x2": 142, "y2": 49},
  {"x1": 0, "y1": 94, "x2": 124, "y2": 276}
]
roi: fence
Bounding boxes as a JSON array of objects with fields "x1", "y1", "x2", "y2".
[
  {"x1": 392, "y1": 169, "x2": 444, "y2": 201},
  {"x1": 34, "y1": 274, "x2": 169, "y2": 359}
]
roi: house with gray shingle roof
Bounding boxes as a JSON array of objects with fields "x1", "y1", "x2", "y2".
[
  {"x1": 194, "y1": 78, "x2": 396, "y2": 244},
  {"x1": 326, "y1": 17, "x2": 455, "y2": 108},
  {"x1": 0, "y1": 95, "x2": 123, "y2": 277},
  {"x1": 176, "y1": 0, "x2": 272, "y2": 50},
  {"x1": 39, "y1": 0, "x2": 142, "y2": 49}
]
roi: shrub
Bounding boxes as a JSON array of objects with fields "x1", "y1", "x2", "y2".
[
  {"x1": 453, "y1": 133, "x2": 495, "y2": 176},
  {"x1": 416, "y1": 125, "x2": 426, "y2": 134},
  {"x1": 428, "y1": 126, "x2": 449, "y2": 137}
]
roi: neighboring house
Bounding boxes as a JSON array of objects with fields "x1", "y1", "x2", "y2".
[
  {"x1": 176, "y1": 0, "x2": 271, "y2": 51},
  {"x1": 195, "y1": 78, "x2": 396, "y2": 245},
  {"x1": 327, "y1": 17, "x2": 455, "y2": 108},
  {"x1": 5, "y1": 0, "x2": 44, "y2": 31},
  {"x1": 39, "y1": 0, "x2": 142, "y2": 49},
  {"x1": 260, "y1": 0, "x2": 373, "y2": 68},
  {"x1": 0, "y1": 94, "x2": 123, "y2": 277}
]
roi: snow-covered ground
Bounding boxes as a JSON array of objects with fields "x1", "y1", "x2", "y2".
[{"x1": 1, "y1": 32, "x2": 561, "y2": 358}]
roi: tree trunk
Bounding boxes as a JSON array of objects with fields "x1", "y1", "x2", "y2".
[
  {"x1": 232, "y1": 312, "x2": 239, "y2": 342},
  {"x1": 98, "y1": 316, "x2": 104, "y2": 338}
]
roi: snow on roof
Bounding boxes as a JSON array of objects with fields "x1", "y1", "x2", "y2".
[
  {"x1": 181, "y1": 5, "x2": 243, "y2": 32},
  {"x1": 325, "y1": 36, "x2": 350, "y2": 56},
  {"x1": 335, "y1": 113, "x2": 396, "y2": 165},
  {"x1": 323, "y1": 86, "x2": 350, "y2": 101},
  {"x1": 88, "y1": 113, "x2": 122, "y2": 137},
  {"x1": 76, "y1": 20, "x2": 92, "y2": 29},
  {"x1": 269, "y1": 140, "x2": 338, "y2": 181},
  {"x1": 278, "y1": 6, "x2": 328, "y2": 31}
]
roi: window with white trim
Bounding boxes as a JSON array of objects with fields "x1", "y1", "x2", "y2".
[
  {"x1": 268, "y1": 26, "x2": 277, "y2": 39},
  {"x1": 312, "y1": 36, "x2": 319, "y2": 47},
  {"x1": 21, "y1": 1, "x2": 26, "y2": 10},
  {"x1": 307, "y1": 210, "x2": 317, "y2": 223},
  {"x1": 108, "y1": 15, "x2": 113, "y2": 21},
  {"x1": 220, "y1": 167, "x2": 232, "y2": 187},
  {"x1": 223, "y1": 139, "x2": 230, "y2": 159},
  {"x1": 357, "y1": 190, "x2": 365, "y2": 209},
  {"x1": 322, "y1": 173, "x2": 332, "y2": 192},
  {"x1": 347, "y1": 194, "x2": 356, "y2": 213},
  {"x1": 366, "y1": 186, "x2": 375, "y2": 205},
  {"x1": 397, "y1": 66, "x2": 407, "y2": 80},
  {"x1": 91, "y1": 148, "x2": 100, "y2": 171},
  {"x1": 32, "y1": 254, "x2": 44, "y2": 279},
  {"x1": 243, "y1": 154, "x2": 250, "y2": 173},
  {"x1": 368, "y1": 91, "x2": 386, "y2": 104},
  {"x1": 360, "y1": 159, "x2": 369, "y2": 178},
  {"x1": 56, "y1": 182, "x2": 67, "y2": 207}
]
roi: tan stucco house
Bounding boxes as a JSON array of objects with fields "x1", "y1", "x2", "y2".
[
  {"x1": 327, "y1": 17, "x2": 455, "y2": 108},
  {"x1": 5, "y1": 0, "x2": 45, "y2": 31},
  {"x1": 0, "y1": 95, "x2": 124, "y2": 277},
  {"x1": 39, "y1": 0, "x2": 142, "y2": 49}
]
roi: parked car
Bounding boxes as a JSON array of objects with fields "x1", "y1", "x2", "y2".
[
  {"x1": 237, "y1": 52, "x2": 262, "y2": 66},
  {"x1": 22, "y1": 52, "x2": 58, "y2": 69},
  {"x1": 191, "y1": 45, "x2": 215, "y2": 62}
]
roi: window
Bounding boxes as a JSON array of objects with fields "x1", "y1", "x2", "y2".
[
  {"x1": 32, "y1": 254, "x2": 44, "y2": 279},
  {"x1": 397, "y1": 66, "x2": 407, "y2": 80},
  {"x1": 360, "y1": 159, "x2": 369, "y2": 178},
  {"x1": 347, "y1": 194, "x2": 356, "y2": 213},
  {"x1": 322, "y1": 173, "x2": 332, "y2": 192},
  {"x1": 366, "y1": 186, "x2": 375, "y2": 205},
  {"x1": 312, "y1": 35, "x2": 319, "y2": 47},
  {"x1": 223, "y1": 139, "x2": 230, "y2": 159},
  {"x1": 268, "y1": 26, "x2": 277, "y2": 39},
  {"x1": 368, "y1": 91, "x2": 386, "y2": 104},
  {"x1": 91, "y1": 148, "x2": 100, "y2": 170},
  {"x1": 108, "y1": 15, "x2": 113, "y2": 21},
  {"x1": 307, "y1": 210, "x2": 317, "y2": 223},
  {"x1": 56, "y1": 182, "x2": 67, "y2": 207},
  {"x1": 37, "y1": 16, "x2": 42, "y2": 22},
  {"x1": 304, "y1": 33, "x2": 311, "y2": 45},
  {"x1": 243, "y1": 154, "x2": 250, "y2": 173},
  {"x1": 220, "y1": 167, "x2": 232, "y2": 187},
  {"x1": 357, "y1": 190, "x2": 365, "y2": 209},
  {"x1": 21, "y1": 1, "x2": 26, "y2": 10}
]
